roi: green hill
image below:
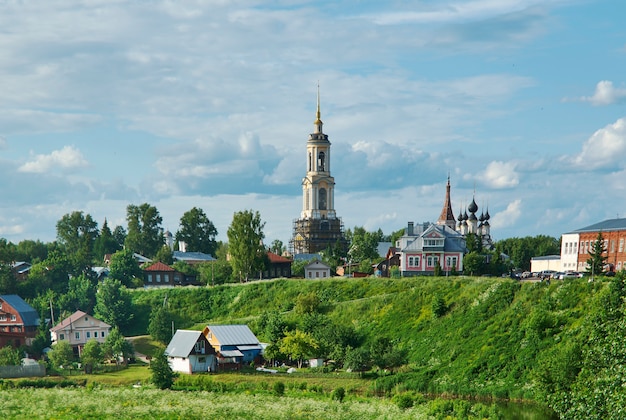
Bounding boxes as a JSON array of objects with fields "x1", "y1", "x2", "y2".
[{"x1": 130, "y1": 275, "x2": 626, "y2": 419}]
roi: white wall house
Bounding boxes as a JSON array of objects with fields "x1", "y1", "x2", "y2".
[
  {"x1": 50, "y1": 310, "x2": 111, "y2": 356},
  {"x1": 165, "y1": 330, "x2": 217, "y2": 374},
  {"x1": 304, "y1": 260, "x2": 331, "y2": 279}
]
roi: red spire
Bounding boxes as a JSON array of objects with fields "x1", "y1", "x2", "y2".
[{"x1": 437, "y1": 175, "x2": 456, "y2": 229}]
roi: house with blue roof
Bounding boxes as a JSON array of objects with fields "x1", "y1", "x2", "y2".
[
  {"x1": 202, "y1": 324, "x2": 263, "y2": 368},
  {"x1": 0, "y1": 295, "x2": 40, "y2": 348}
]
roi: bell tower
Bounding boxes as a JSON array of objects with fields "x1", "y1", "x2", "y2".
[{"x1": 290, "y1": 87, "x2": 347, "y2": 255}]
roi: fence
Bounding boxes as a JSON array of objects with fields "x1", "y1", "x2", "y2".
[{"x1": 0, "y1": 364, "x2": 46, "y2": 378}]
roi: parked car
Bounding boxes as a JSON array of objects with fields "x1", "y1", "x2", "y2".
[
  {"x1": 520, "y1": 271, "x2": 532, "y2": 279},
  {"x1": 539, "y1": 270, "x2": 556, "y2": 280},
  {"x1": 561, "y1": 272, "x2": 579, "y2": 279}
]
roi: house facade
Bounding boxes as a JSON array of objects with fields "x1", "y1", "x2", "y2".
[
  {"x1": 165, "y1": 330, "x2": 217, "y2": 374},
  {"x1": 262, "y1": 251, "x2": 292, "y2": 279},
  {"x1": 143, "y1": 262, "x2": 188, "y2": 287},
  {"x1": 562, "y1": 218, "x2": 626, "y2": 273},
  {"x1": 202, "y1": 324, "x2": 262, "y2": 367},
  {"x1": 50, "y1": 310, "x2": 111, "y2": 356},
  {"x1": 304, "y1": 260, "x2": 331, "y2": 279},
  {"x1": 396, "y1": 222, "x2": 466, "y2": 276},
  {"x1": 0, "y1": 295, "x2": 40, "y2": 348}
]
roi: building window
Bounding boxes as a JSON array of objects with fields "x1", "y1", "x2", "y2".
[
  {"x1": 148, "y1": 274, "x2": 153, "y2": 283},
  {"x1": 10, "y1": 315, "x2": 16, "y2": 321},
  {"x1": 60, "y1": 334, "x2": 65, "y2": 340},
  {"x1": 164, "y1": 274, "x2": 169, "y2": 283},
  {"x1": 87, "y1": 332, "x2": 91, "y2": 338},
  {"x1": 94, "y1": 331, "x2": 98, "y2": 338},
  {"x1": 156, "y1": 274, "x2": 161, "y2": 282},
  {"x1": 0, "y1": 315, "x2": 6, "y2": 322},
  {"x1": 316, "y1": 271, "x2": 319, "y2": 278},
  {"x1": 427, "y1": 256, "x2": 433, "y2": 267},
  {"x1": 194, "y1": 340, "x2": 205, "y2": 353},
  {"x1": 75, "y1": 332, "x2": 80, "y2": 340},
  {"x1": 620, "y1": 239, "x2": 624, "y2": 253},
  {"x1": 611, "y1": 240, "x2": 616, "y2": 253}
]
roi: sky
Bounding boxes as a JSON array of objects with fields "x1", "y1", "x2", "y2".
[{"x1": 1, "y1": 0, "x2": 626, "y2": 248}]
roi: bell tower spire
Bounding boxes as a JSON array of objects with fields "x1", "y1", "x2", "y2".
[{"x1": 314, "y1": 82, "x2": 323, "y2": 134}]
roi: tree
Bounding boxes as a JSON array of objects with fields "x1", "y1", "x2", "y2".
[
  {"x1": 587, "y1": 231, "x2": 608, "y2": 277},
  {"x1": 93, "y1": 219, "x2": 122, "y2": 262},
  {"x1": 48, "y1": 340, "x2": 74, "y2": 369},
  {"x1": 0, "y1": 346, "x2": 22, "y2": 366},
  {"x1": 150, "y1": 349, "x2": 175, "y2": 389},
  {"x1": 19, "y1": 250, "x2": 71, "y2": 298},
  {"x1": 226, "y1": 210, "x2": 266, "y2": 282},
  {"x1": 103, "y1": 327, "x2": 134, "y2": 366},
  {"x1": 95, "y1": 278, "x2": 134, "y2": 332},
  {"x1": 197, "y1": 260, "x2": 232, "y2": 285},
  {"x1": 125, "y1": 203, "x2": 164, "y2": 258},
  {"x1": 175, "y1": 207, "x2": 218, "y2": 255},
  {"x1": 270, "y1": 239, "x2": 284, "y2": 255},
  {"x1": 148, "y1": 305, "x2": 173, "y2": 344},
  {"x1": 279, "y1": 329, "x2": 319, "y2": 368},
  {"x1": 56, "y1": 211, "x2": 99, "y2": 275},
  {"x1": 346, "y1": 226, "x2": 380, "y2": 264},
  {"x1": 0, "y1": 263, "x2": 17, "y2": 295},
  {"x1": 344, "y1": 346, "x2": 371, "y2": 373},
  {"x1": 370, "y1": 337, "x2": 408, "y2": 372},
  {"x1": 154, "y1": 245, "x2": 174, "y2": 265},
  {"x1": 112, "y1": 225, "x2": 127, "y2": 249},
  {"x1": 81, "y1": 339, "x2": 103, "y2": 373},
  {"x1": 108, "y1": 249, "x2": 143, "y2": 288},
  {"x1": 59, "y1": 274, "x2": 97, "y2": 314}
]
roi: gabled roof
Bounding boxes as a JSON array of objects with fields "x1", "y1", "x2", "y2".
[
  {"x1": 569, "y1": 218, "x2": 626, "y2": 233},
  {"x1": 376, "y1": 242, "x2": 392, "y2": 258},
  {"x1": 165, "y1": 330, "x2": 208, "y2": 358},
  {"x1": 173, "y1": 251, "x2": 216, "y2": 262},
  {"x1": 50, "y1": 310, "x2": 110, "y2": 332},
  {"x1": 267, "y1": 251, "x2": 291, "y2": 263},
  {"x1": 206, "y1": 325, "x2": 260, "y2": 346},
  {"x1": 305, "y1": 260, "x2": 331, "y2": 270},
  {"x1": 0, "y1": 295, "x2": 39, "y2": 326},
  {"x1": 144, "y1": 262, "x2": 175, "y2": 272}
]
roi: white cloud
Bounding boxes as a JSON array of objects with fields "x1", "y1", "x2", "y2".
[
  {"x1": 573, "y1": 117, "x2": 626, "y2": 170},
  {"x1": 491, "y1": 199, "x2": 522, "y2": 229},
  {"x1": 480, "y1": 161, "x2": 519, "y2": 188},
  {"x1": 18, "y1": 146, "x2": 88, "y2": 174},
  {"x1": 580, "y1": 80, "x2": 626, "y2": 106}
]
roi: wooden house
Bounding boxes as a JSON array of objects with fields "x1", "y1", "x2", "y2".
[
  {"x1": 0, "y1": 295, "x2": 40, "y2": 348},
  {"x1": 50, "y1": 310, "x2": 111, "y2": 357},
  {"x1": 165, "y1": 330, "x2": 217, "y2": 374}
]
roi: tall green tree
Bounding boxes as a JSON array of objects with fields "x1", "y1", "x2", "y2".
[
  {"x1": 587, "y1": 231, "x2": 608, "y2": 276},
  {"x1": 56, "y1": 211, "x2": 99, "y2": 275},
  {"x1": 125, "y1": 203, "x2": 164, "y2": 258},
  {"x1": 48, "y1": 340, "x2": 74, "y2": 369},
  {"x1": 59, "y1": 274, "x2": 97, "y2": 314},
  {"x1": 270, "y1": 239, "x2": 284, "y2": 255},
  {"x1": 15, "y1": 239, "x2": 48, "y2": 263},
  {"x1": 95, "y1": 278, "x2": 134, "y2": 332},
  {"x1": 226, "y1": 210, "x2": 266, "y2": 282},
  {"x1": 150, "y1": 349, "x2": 175, "y2": 389},
  {"x1": 346, "y1": 226, "x2": 380, "y2": 264},
  {"x1": 81, "y1": 339, "x2": 103, "y2": 372},
  {"x1": 175, "y1": 207, "x2": 218, "y2": 255},
  {"x1": 148, "y1": 305, "x2": 174, "y2": 344},
  {"x1": 154, "y1": 245, "x2": 174, "y2": 265},
  {"x1": 108, "y1": 249, "x2": 143, "y2": 288},
  {"x1": 93, "y1": 219, "x2": 122, "y2": 262},
  {"x1": 279, "y1": 329, "x2": 319, "y2": 368},
  {"x1": 103, "y1": 327, "x2": 134, "y2": 366},
  {"x1": 0, "y1": 263, "x2": 17, "y2": 295},
  {"x1": 112, "y1": 225, "x2": 127, "y2": 249},
  {"x1": 19, "y1": 250, "x2": 71, "y2": 298}
]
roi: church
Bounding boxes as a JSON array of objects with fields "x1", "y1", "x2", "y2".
[{"x1": 289, "y1": 89, "x2": 348, "y2": 255}]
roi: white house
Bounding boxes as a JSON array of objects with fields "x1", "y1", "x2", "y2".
[
  {"x1": 560, "y1": 232, "x2": 580, "y2": 272},
  {"x1": 304, "y1": 260, "x2": 331, "y2": 279},
  {"x1": 50, "y1": 310, "x2": 111, "y2": 356},
  {"x1": 165, "y1": 330, "x2": 217, "y2": 374}
]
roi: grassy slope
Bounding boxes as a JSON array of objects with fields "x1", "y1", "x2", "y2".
[{"x1": 129, "y1": 276, "x2": 605, "y2": 401}]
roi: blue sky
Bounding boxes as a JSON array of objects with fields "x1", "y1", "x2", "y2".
[{"x1": 1, "y1": 0, "x2": 626, "y2": 247}]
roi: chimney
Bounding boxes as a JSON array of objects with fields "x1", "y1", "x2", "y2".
[{"x1": 408, "y1": 222, "x2": 414, "y2": 236}]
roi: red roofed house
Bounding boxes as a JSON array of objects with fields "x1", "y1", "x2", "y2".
[
  {"x1": 261, "y1": 251, "x2": 292, "y2": 279},
  {"x1": 50, "y1": 310, "x2": 111, "y2": 356},
  {"x1": 143, "y1": 262, "x2": 185, "y2": 287}
]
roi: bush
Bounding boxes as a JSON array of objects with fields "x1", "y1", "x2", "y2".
[
  {"x1": 393, "y1": 393, "x2": 414, "y2": 410},
  {"x1": 273, "y1": 381, "x2": 285, "y2": 396},
  {"x1": 331, "y1": 387, "x2": 345, "y2": 403}
]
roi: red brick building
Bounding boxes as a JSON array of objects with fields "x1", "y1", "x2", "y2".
[{"x1": 566, "y1": 218, "x2": 626, "y2": 272}]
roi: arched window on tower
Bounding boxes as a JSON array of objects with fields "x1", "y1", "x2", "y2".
[
  {"x1": 319, "y1": 188, "x2": 327, "y2": 210},
  {"x1": 308, "y1": 152, "x2": 312, "y2": 171},
  {"x1": 318, "y1": 151, "x2": 325, "y2": 172}
]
